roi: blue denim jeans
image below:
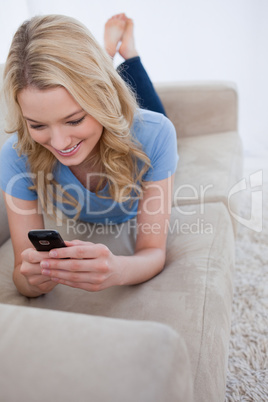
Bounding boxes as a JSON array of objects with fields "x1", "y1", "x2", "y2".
[{"x1": 117, "y1": 56, "x2": 167, "y2": 116}]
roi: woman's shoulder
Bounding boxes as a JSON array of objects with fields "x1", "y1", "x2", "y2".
[
  {"x1": 131, "y1": 109, "x2": 176, "y2": 149},
  {"x1": 1, "y1": 133, "x2": 20, "y2": 157},
  {"x1": 0, "y1": 133, "x2": 29, "y2": 171},
  {"x1": 0, "y1": 133, "x2": 38, "y2": 199},
  {"x1": 133, "y1": 108, "x2": 172, "y2": 127}
]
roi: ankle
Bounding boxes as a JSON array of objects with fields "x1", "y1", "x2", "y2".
[{"x1": 120, "y1": 47, "x2": 139, "y2": 60}]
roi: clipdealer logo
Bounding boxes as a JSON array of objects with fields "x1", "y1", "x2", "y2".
[
  {"x1": 4, "y1": 169, "x2": 263, "y2": 233},
  {"x1": 228, "y1": 170, "x2": 263, "y2": 232}
]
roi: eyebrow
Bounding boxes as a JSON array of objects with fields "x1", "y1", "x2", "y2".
[{"x1": 24, "y1": 109, "x2": 84, "y2": 124}]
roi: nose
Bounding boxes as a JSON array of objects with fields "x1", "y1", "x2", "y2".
[{"x1": 49, "y1": 126, "x2": 72, "y2": 151}]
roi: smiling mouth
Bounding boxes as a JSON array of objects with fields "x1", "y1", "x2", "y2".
[{"x1": 56, "y1": 141, "x2": 83, "y2": 156}]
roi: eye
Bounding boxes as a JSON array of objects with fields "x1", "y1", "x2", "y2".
[
  {"x1": 68, "y1": 116, "x2": 86, "y2": 126},
  {"x1": 29, "y1": 124, "x2": 45, "y2": 130}
]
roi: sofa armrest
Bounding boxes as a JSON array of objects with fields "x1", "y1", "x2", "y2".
[
  {"x1": 155, "y1": 81, "x2": 238, "y2": 138},
  {"x1": 0, "y1": 303, "x2": 193, "y2": 402}
]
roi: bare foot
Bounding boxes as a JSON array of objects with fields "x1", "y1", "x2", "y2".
[
  {"x1": 119, "y1": 18, "x2": 139, "y2": 60},
  {"x1": 104, "y1": 13, "x2": 127, "y2": 58}
]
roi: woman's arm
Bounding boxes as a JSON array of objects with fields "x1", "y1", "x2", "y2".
[
  {"x1": 38, "y1": 175, "x2": 174, "y2": 291},
  {"x1": 117, "y1": 174, "x2": 174, "y2": 285},
  {"x1": 3, "y1": 191, "x2": 58, "y2": 297}
]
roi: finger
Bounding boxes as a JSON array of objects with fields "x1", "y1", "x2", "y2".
[
  {"x1": 64, "y1": 240, "x2": 92, "y2": 247},
  {"x1": 20, "y1": 260, "x2": 47, "y2": 276},
  {"x1": 49, "y1": 270, "x2": 97, "y2": 283},
  {"x1": 48, "y1": 243, "x2": 109, "y2": 260},
  {"x1": 40, "y1": 255, "x2": 108, "y2": 273},
  {"x1": 27, "y1": 274, "x2": 52, "y2": 286},
  {"x1": 38, "y1": 280, "x2": 58, "y2": 294},
  {"x1": 21, "y1": 248, "x2": 51, "y2": 264},
  {"x1": 50, "y1": 278, "x2": 103, "y2": 292}
]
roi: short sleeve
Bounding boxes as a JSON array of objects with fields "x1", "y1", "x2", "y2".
[
  {"x1": 0, "y1": 134, "x2": 37, "y2": 200},
  {"x1": 142, "y1": 116, "x2": 179, "y2": 182}
]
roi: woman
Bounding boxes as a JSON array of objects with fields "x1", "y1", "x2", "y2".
[{"x1": 0, "y1": 13, "x2": 178, "y2": 297}]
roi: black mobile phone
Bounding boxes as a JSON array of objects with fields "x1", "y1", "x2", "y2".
[{"x1": 28, "y1": 229, "x2": 67, "y2": 252}]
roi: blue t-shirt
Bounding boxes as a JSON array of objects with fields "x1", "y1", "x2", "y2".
[{"x1": 0, "y1": 109, "x2": 178, "y2": 224}]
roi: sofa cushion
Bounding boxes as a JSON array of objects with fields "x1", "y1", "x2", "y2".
[
  {"x1": 156, "y1": 82, "x2": 238, "y2": 138},
  {"x1": 0, "y1": 202, "x2": 235, "y2": 402},
  {"x1": 174, "y1": 130, "x2": 243, "y2": 233},
  {"x1": 0, "y1": 303, "x2": 193, "y2": 402}
]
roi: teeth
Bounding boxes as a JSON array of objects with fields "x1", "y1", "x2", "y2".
[{"x1": 60, "y1": 144, "x2": 78, "y2": 154}]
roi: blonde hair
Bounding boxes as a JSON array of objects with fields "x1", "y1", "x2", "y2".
[{"x1": 3, "y1": 14, "x2": 150, "y2": 219}]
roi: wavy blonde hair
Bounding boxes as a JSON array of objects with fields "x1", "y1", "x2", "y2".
[{"x1": 3, "y1": 14, "x2": 150, "y2": 219}]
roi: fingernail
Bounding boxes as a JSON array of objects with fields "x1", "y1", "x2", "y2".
[
  {"x1": 49, "y1": 250, "x2": 57, "y2": 257},
  {"x1": 41, "y1": 261, "x2": 49, "y2": 269},
  {"x1": 41, "y1": 269, "x2": 50, "y2": 275}
]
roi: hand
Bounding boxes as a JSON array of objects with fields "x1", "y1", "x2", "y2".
[
  {"x1": 39, "y1": 240, "x2": 122, "y2": 292},
  {"x1": 20, "y1": 248, "x2": 59, "y2": 294}
]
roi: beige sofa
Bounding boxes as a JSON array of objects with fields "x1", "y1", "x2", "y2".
[{"x1": 0, "y1": 62, "x2": 243, "y2": 402}]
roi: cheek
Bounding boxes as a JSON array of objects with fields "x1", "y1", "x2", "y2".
[
  {"x1": 95, "y1": 121, "x2": 104, "y2": 138},
  {"x1": 27, "y1": 128, "x2": 50, "y2": 147},
  {"x1": 28, "y1": 130, "x2": 43, "y2": 144},
  {"x1": 26, "y1": 127, "x2": 39, "y2": 143},
  {"x1": 85, "y1": 121, "x2": 104, "y2": 140}
]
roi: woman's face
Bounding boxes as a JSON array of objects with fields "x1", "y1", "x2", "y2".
[{"x1": 18, "y1": 86, "x2": 104, "y2": 167}]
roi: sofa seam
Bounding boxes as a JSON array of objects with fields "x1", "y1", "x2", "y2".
[
  {"x1": 192, "y1": 209, "x2": 221, "y2": 388},
  {"x1": 225, "y1": 134, "x2": 243, "y2": 236}
]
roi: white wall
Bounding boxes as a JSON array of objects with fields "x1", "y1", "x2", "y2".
[
  {"x1": 0, "y1": 1, "x2": 29, "y2": 62},
  {"x1": 1, "y1": 0, "x2": 268, "y2": 153}
]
